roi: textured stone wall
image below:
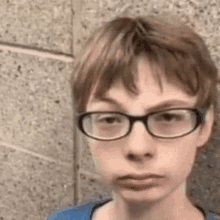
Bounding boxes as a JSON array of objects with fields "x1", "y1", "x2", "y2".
[
  {"x1": 0, "y1": 0, "x2": 219, "y2": 219},
  {"x1": 0, "y1": 1, "x2": 74, "y2": 219}
]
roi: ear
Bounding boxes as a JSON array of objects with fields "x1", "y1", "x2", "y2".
[{"x1": 196, "y1": 106, "x2": 214, "y2": 148}]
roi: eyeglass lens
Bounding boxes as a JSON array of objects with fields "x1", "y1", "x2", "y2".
[{"x1": 82, "y1": 110, "x2": 197, "y2": 140}]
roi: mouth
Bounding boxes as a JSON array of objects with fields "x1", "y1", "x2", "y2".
[
  {"x1": 119, "y1": 174, "x2": 164, "y2": 180},
  {"x1": 117, "y1": 174, "x2": 165, "y2": 190}
]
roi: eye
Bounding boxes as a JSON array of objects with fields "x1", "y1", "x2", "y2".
[
  {"x1": 96, "y1": 114, "x2": 123, "y2": 125},
  {"x1": 159, "y1": 113, "x2": 181, "y2": 121},
  {"x1": 99, "y1": 116, "x2": 120, "y2": 124},
  {"x1": 153, "y1": 111, "x2": 186, "y2": 122}
]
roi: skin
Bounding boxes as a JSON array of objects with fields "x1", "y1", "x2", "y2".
[{"x1": 86, "y1": 56, "x2": 214, "y2": 220}]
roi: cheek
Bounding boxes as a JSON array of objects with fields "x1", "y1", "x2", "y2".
[
  {"x1": 161, "y1": 136, "x2": 198, "y2": 179},
  {"x1": 89, "y1": 142, "x2": 120, "y2": 176}
]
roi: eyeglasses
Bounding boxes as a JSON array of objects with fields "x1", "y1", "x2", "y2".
[{"x1": 76, "y1": 108, "x2": 206, "y2": 141}]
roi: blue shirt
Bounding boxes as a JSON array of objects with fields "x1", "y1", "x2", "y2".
[{"x1": 47, "y1": 198, "x2": 220, "y2": 220}]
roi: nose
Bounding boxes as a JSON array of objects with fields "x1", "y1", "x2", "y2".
[{"x1": 123, "y1": 121, "x2": 156, "y2": 161}]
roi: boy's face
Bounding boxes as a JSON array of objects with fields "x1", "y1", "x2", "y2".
[{"x1": 85, "y1": 57, "x2": 213, "y2": 204}]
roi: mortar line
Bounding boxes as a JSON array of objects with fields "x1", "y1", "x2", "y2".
[
  {"x1": 0, "y1": 42, "x2": 74, "y2": 62},
  {"x1": 72, "y1": 0, "x2": 84, "y2": 206},
  {"x1": 0, "y1": 141, "x2": 72, "y2": 167}
]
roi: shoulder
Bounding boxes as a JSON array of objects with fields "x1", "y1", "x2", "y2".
[
  {"x1": 46, "y1": 195, "x2": 112, "y2": 220},
  {"x1": 194, "y1": 203, "x2": 220, "y2": 220},
  {"x1": 46, "y1": 202, "x2": 96, "y2": 220},
  {"x1": 206, "y1": 211, "x2": 220, "y2": 220}
]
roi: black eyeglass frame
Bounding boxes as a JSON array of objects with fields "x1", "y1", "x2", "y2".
[{"x1": 76, "y1": 108, "x2": 206, "y2": 141}]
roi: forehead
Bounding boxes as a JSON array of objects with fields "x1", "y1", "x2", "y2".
[{"x1": 87, "y1": 57, "x2": 198, "y2": 113}]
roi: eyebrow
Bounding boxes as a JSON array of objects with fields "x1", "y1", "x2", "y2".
[{"x1": 92, "y1": 97, "x2": 193, "y2": 113}]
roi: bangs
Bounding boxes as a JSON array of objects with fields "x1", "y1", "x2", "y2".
[
  {"x1": 72, "y1": 15, "x2": 218, "y2": 114},
  {"x1": 92, "y1": 51, "x2": 199, "y2": 104}
]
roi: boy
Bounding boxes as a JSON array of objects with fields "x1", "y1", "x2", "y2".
[{"x1": 47, "y1": 14, "x2": 220, "y2": 220}]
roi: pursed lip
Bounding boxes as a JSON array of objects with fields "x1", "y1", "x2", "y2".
[
  {"x1": 117, "y1": 174, "x2": 165, "y2": 189},
  {"x1": 119, "y1": 174, "x2": 164, "y2": 180}
]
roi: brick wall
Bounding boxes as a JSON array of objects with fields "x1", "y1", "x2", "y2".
[{"x1": 0, "y1": 0, "x2": 219, "y2": 219}]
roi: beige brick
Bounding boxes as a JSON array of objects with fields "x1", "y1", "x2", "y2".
[
  {"x1": 79, "y1": 172, "x2": 112, "y2": 204},
  {"x1": 0, "y1": 144, "x2": 74, "y2": 220},
  {"x1": 0, "y1": 0, "x2": 72, "y2": 54},
  {"x1": 80, "y1": 136, "x2": 97, "y2": 173},
  {"x1": 0, "y1": 50, "x2": 74, "y2": 163}
]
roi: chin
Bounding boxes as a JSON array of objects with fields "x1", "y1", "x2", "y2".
[{"x1": 114, "y1": 186, "x2": 167, "y2": 205}]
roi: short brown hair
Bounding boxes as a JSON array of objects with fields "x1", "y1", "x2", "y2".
[{"x1": 71, "y1": 14, "x2": 218, "y2": 141}]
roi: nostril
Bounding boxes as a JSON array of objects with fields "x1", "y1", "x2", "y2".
[{"x1": 128, "y1": 154, "x2": 135, "y2": 160}]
